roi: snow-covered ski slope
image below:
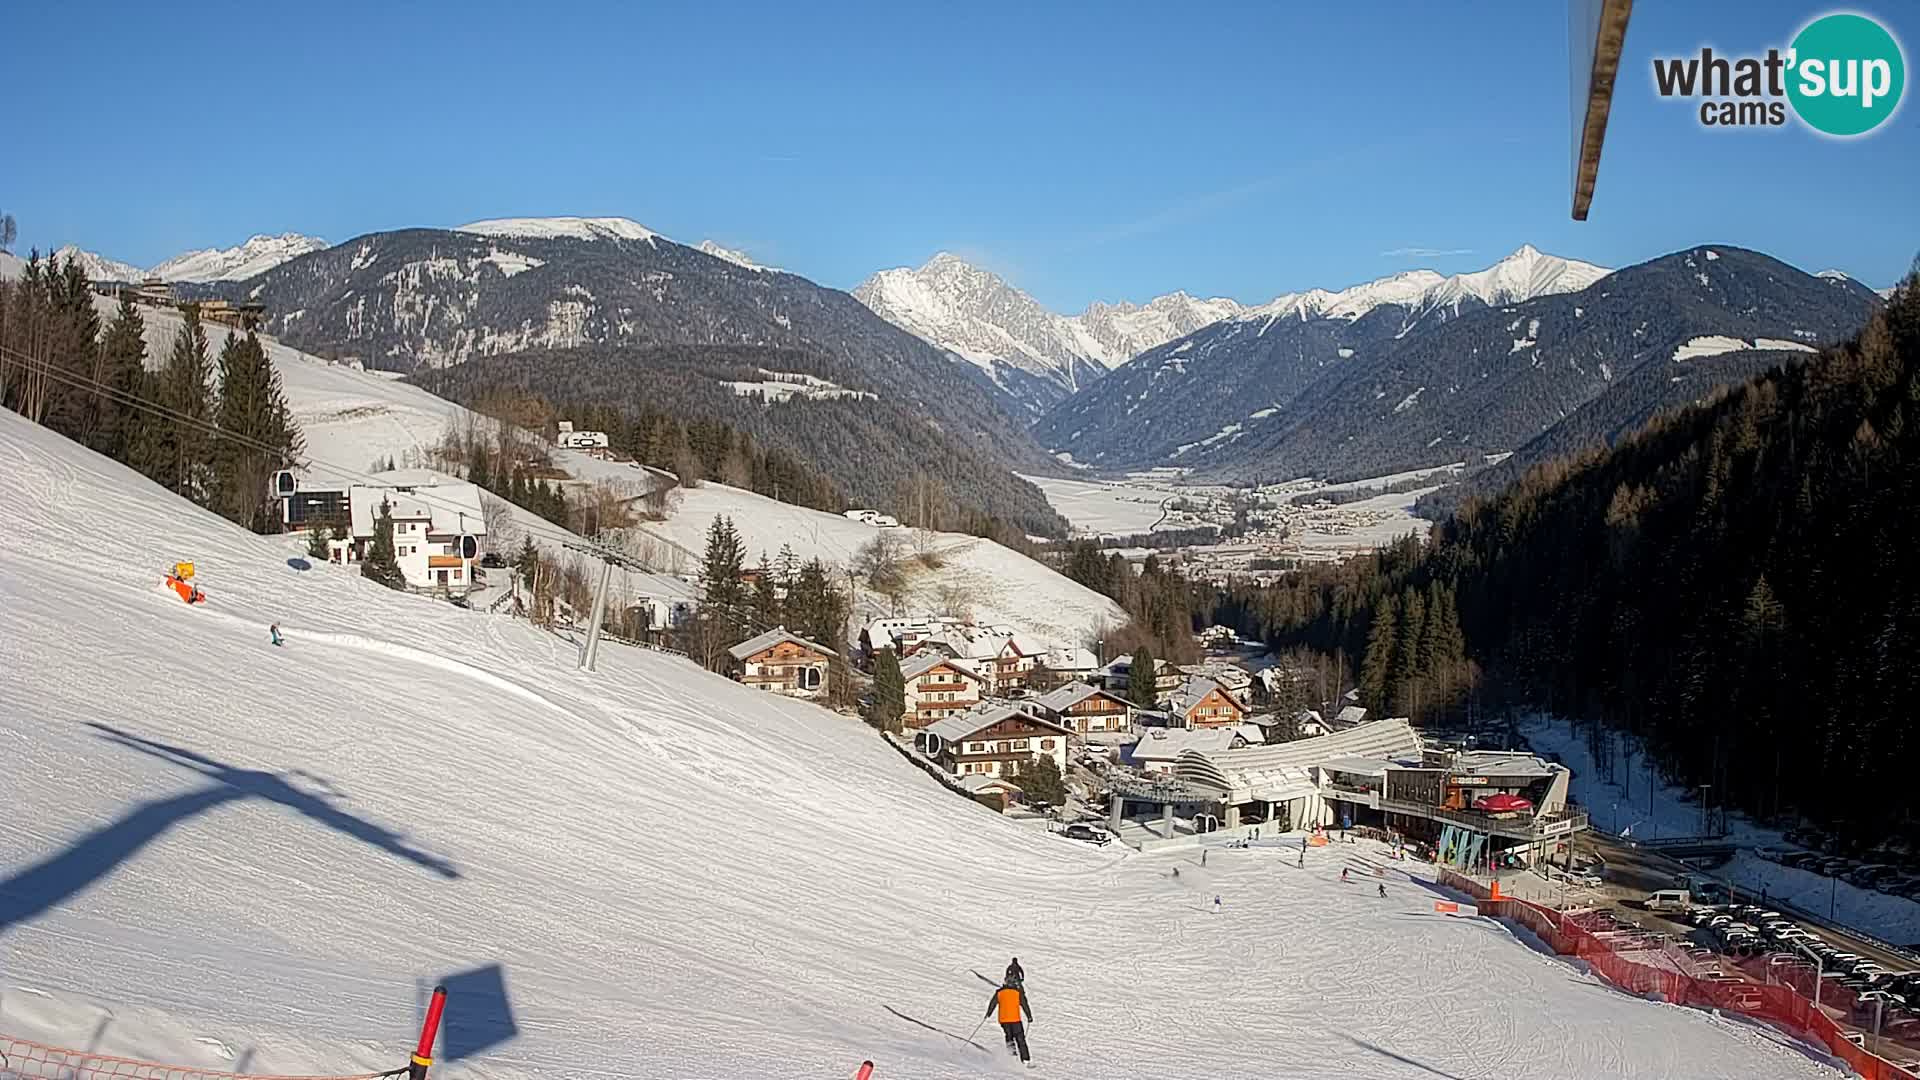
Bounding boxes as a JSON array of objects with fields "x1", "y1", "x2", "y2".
[
  {"x1": 0, "y1": 413, "x2": 1846, "y2": 1079},
  {"x1": 98, "y1": 299, "x2": 1115, "y2": 646},
  {"x1": 619, "y1": 481, "x2": 1128, "y2": 647}
]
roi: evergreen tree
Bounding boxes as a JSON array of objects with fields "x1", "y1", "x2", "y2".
[
  {"x1": 361, "y1": 498, "x2": 407, "y2": 590},
  {"x1": 1390, "y1": 589, "x2": 1426, "y2": 716},
  {"x1": 700, "y1": 515, "x2": 748, "y2": 627},
  {"x1": 1013, "y1": 754, "x2": 1067, "y2": 807},
  {"x1": 213, "y1": 330, "x2": 303, "y2": 531},
  {"x1": 96, "y1": 294, "x2": 147, "y2": 460},
  {"x1": 1127, "y1": 645, "x2": 1159, "y2": 709},
  {"x1": 865, "y1": 647, "x2": 905, "y2": 732},
  {"x1": 306, "y1": 520, "x2": 332, "y2": 560},
  {"x1": 751, "y1": 554, "x2": 780, "y2": 628},
  {"x1": 157, "y1": 305, "x2": 216, "y2": 504},
  {"x1": 1359, "y1": 596, "x2": 1398, "y2": 709}
]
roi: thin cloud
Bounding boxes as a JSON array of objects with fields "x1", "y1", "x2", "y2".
[{"x1": 1380, "y1": 246, "x2": 1477, "y2": 258}]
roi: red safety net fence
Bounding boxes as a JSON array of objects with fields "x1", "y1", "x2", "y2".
[
  {"x1": 0, "y1": 1037, "x2": 404, "y2": 1080},
  {"x1": 1440, "y1": 868, "x2": 1920, "y2": 1080}
]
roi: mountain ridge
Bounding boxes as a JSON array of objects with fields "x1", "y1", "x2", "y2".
[
  {"x1": 1036, "y1": 245, "x2": 1880, "y2": 485},
  {"x1": 854, "y1": 253, "x2": 1242, "y2": 416}
]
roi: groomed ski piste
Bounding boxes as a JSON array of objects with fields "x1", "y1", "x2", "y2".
[{"x1": 0, "y1": 408, "x2": 1851, "y2": 1080}]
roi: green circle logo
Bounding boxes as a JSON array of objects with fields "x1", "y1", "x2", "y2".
[{"x1": 1787, "y1": 13, "x2": 1906, "y2": 136}]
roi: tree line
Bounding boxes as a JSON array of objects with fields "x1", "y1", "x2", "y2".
[{"x1": 0, "y1": 250, "x2": 302, "y2": 533}]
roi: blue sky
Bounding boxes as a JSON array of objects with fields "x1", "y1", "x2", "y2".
[{"x1": 7, "y1": 0, "x2": 1916, "y2": 309}]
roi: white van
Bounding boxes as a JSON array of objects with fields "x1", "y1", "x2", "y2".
[{"x1": 1645, "y1": 888, "x2": 1692, "y2": 912}]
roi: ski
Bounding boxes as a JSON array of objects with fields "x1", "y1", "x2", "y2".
[{"x1": 880, "y1": 1005, "x2": 989, "y2": 1053}]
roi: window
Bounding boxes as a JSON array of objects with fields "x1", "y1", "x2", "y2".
[
  {"x1": 1040, "y1": 739, "x2": 1055, "y2": 751},
  {"x1": 800, "y1": 667, "x2": 822, "y2": 690},
  {"x1": 452, "y1": 569, "x2": 462, "y2": 582},
  {"x1": 1013, "y1": 739, "x2": 1029, "y2": 751},
  {"x1": 436, "y1": 570, "x2": 448, "y2": 585}
]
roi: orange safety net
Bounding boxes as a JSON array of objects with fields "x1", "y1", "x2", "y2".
[
  {"x1": 1468, "y1": 893, "x2": 1920, "y2": 1080},
  {"x1": 0, "y1": 1036, "x2": 400, "y2": 1080}
]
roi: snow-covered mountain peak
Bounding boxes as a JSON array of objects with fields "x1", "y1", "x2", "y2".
[
  {"x1": 149, "y1": 233, "x2": 329, "y2": 282},
  {"x1": 45, "y1": 234, "x2": 327, "y2": 284},
  {"x1": 456, "y1": 216, "x2": 661, "y2": 245},
  {"x1": 52, "y1": 245, "x2": 143, "y2": 283},
  {"x1": 1233, "y1": 247, "x2": 1609, "y2": 327},
  {"x1": 854, "y1": 254, "x2": 1249, "y2": 413},
  {"x1": 696, "y1": 240, "x2": 775, "y2": 272}
]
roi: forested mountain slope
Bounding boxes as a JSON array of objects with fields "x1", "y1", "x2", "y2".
[{"x1": 1261, "y1": 269, "x2": 1920, "y2": 831}]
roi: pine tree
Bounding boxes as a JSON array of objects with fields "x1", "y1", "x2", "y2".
[
  {"x1": 701, "y1": 515, "x2": 748, "y2": 631},
  {"x1": 213, "y1": 330, "x2": 303, "y2": 531},
  {"x1": 1391, "y1": 589, "x2": 1426, "y2": 716},
  {"x1": 96, "y1": 294, "x2": 147, "y2": 460},
  {"x1": 865, "y1": 647, "x2": 905, "y2": 732},
  {"x1": 306, "y1": 520, "x2": 332, "y2": 560},
  {"x1": 157, "y1": 305, "x2": 216, "y2": 504},
  {"x1": 751, "y1": 554, "x2": 780, "y2": 628},
  {"x1": 1359, "y1": 596, "x2": 1398, "y2": 709},
  {"x1": 361, "y1": 498, "x2": 407, "y2": 590},
  {"x1": 1128, "y1": 645, "x2": 1159, "y2": 709},
  {"x1": 468, "y1": 445, "x2": 493, "y2": 491}
]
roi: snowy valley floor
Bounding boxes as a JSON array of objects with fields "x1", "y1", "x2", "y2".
[{"x1": 0, "y1": 411, "x2": 1847, "y2": 1079}]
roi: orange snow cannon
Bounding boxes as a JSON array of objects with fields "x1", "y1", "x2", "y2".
[{"x1": 166, "y1": 563, "x2": 207, "y2": 604}]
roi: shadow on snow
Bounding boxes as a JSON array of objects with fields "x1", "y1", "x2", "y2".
[{"x1": 0, "y1": 723, "x2": 458, "y2": 935}]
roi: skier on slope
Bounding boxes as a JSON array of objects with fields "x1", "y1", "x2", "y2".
[
  {"x1": 269, "y1": 623, "x2": 284, "y2": 647},
  {"x1": 1004, "y1": 957, "x2": 1025, "y2": 987},
  {"x1": 1378, "y1": 883, "x2": 1386, "y2": 898},
  {"x1": 986, "y1": 978, "x2": 1034, "y2": 1065},
  {"x1": 1341, "y1": 867, "x2": 1350, "y2": 883}
]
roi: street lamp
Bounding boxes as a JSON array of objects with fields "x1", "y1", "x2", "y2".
[{"x1": 1698, "y1": 784, "x2": 1710, "y2": 837}]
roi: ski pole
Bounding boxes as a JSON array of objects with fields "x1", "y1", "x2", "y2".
[{"x1": 968, "y1": 1016, "x2": 988, "y2": 1041}]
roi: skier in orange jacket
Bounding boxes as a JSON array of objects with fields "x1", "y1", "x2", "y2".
[{"x1": 986, "y1": 979, "x2": 1033, "y2": 1064}]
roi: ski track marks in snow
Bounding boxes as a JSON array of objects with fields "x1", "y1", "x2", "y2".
[{"x1": 0, "y1": 412, "x2": 1852, "y2": 1079}]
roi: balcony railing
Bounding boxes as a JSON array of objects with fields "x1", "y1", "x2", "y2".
[{"x1": 1381, "y1": 798, "x2": 1590, "y2": 840}]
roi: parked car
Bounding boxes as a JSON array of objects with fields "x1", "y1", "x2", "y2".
[
  {"x1": 1754, "y1": 846, "x2": 1789, "y2": 863},
  {"x1": 478, "y1": 552, "x2": 507, "y2": 569},
  {"x1": 1059, "y1": 822, "x2": 1112, "y2": 846}
]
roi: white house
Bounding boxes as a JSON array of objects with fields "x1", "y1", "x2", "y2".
[
  {"x1": 344, "y1": 470, "x2": 488, "y2": 594},
  {"x1": 921, "y1": 703, "x2": 1074, "y2": 781},
  {"x1": 899, "y1": 652, "x2": 987, "y2": 729}
]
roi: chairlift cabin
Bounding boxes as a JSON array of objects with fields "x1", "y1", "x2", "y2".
[
  {"x1": 456, "y1": 533, "x2": 479, "y2": 560},
  {"x1": 272, "y1": 470, "x2": 297, "y2": 497}
]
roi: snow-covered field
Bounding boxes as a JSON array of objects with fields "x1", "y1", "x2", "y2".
[
  {"x1": 626, "y1": 483, "x2": 1128, "y2": 648},
  {"x1": 1016, "y1": 473, "x2": 1171, "y2": 536},
  {"x1": 0, "y1": 411, "x2": 1851, "y2": 1080},
  {"x1": 1521, "y1": 716, "x2": 1920, "y2": 945}
]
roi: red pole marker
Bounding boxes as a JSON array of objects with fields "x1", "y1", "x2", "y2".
[
  {"x1": 854, "y1": 1061, "x2": 874, "y2": 1079},
  {"x1": 410, "y1": 985, "x2": 448, "y2": 1080}
]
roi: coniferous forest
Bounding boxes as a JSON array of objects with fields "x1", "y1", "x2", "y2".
[{"x1": 0, "y1": 251, "x2": 303, "y2": 533}]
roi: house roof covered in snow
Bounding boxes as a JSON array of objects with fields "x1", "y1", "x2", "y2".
[
  {"x1": 727, "y1": 626, "x2": 837, "y2": 662},
  {"x1": 1041, "y1": 647, "x2": 1099, "y2": 672},
  {"x1": 1032, "y1": 682, "x2": 1128, "y2": 714},
  {"x1": 1128, "y1": 726, "x2": 1245, "y2": 765},
  {"x1": 922, "y1": 703, "x2": 1071, "y2": 744},
  {"x1": 899, "y1": 651, "x2": 982, "y2": 682},
  {"x1": 1167, "y1": 676, "x2": 1240, "y2": 718},
  {"x1": 1334, "y1": 705, "x2": 1369, "y2": 726}
]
